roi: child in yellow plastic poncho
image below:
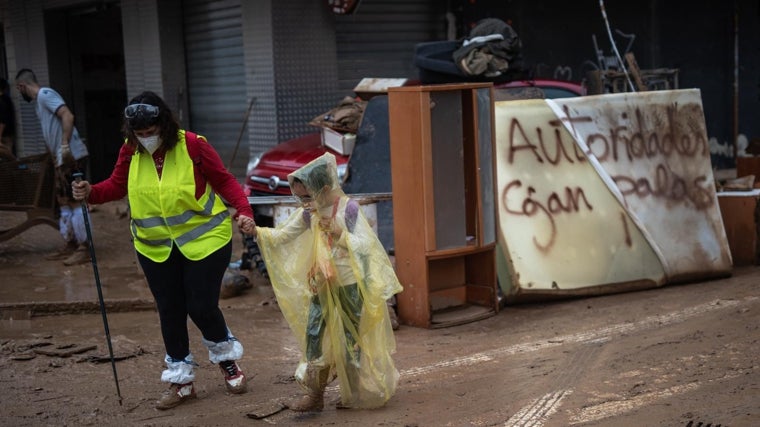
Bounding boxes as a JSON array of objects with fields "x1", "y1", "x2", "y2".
[{"x1": 253, "y1": 152, "x2": 403, "y2": 411}]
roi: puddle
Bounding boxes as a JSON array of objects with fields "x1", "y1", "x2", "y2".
[{"x1": 0, "y1": 309, "x2": 32, "y2": 330}]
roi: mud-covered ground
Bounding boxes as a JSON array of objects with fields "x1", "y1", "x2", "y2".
[{"x1": 0, "y1": 204, "x2": 758, "y2": 426}]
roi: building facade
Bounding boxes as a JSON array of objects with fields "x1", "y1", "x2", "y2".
[{"x1": 1, "y1": 0, "x2": 757, "y2": 180}]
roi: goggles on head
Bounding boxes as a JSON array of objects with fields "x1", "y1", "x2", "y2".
[{"x1": 124, "y1": 103, "x2": 159, "y2": 119}]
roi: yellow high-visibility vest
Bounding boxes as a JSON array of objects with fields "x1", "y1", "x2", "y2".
[{"x1": 128, "y1": 130, "x2": 231, "y2": 261}]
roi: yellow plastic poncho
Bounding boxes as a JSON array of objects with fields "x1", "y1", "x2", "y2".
[{"x1": 256, "y1": 153, "x2": 403, "y2": 409}]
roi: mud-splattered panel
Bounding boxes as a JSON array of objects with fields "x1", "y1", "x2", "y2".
[{"x1": 495, "y1": 89, "x2": 731, "y2": 300}]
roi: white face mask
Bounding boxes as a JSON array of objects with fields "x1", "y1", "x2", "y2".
[{"x1": 137, "y1": 135, "x2": 161, "y2": 154}]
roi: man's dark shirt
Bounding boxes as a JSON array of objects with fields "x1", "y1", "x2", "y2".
[{"x1": 0, "y1": 94, "x2": 16, "y2": 137}]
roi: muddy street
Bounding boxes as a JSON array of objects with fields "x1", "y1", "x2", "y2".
[{"x1": 0, "y1": 206, "x2": 758, "y2": 426}]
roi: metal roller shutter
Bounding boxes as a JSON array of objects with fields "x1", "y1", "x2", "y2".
[
  {"x1": 183, "y1": 0, "x2": 247, "y2": 174},
  {"x1": 334, "y1": 0, "x2": 448, "y2": 93}
]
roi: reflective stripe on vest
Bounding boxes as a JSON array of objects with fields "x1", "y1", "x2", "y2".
[
  {"x1": 130, "y1": 192, "x2": 230, "y2": 247},
  {"x1": 128, "y1": 130, "x2": 231, "y2": 261}
]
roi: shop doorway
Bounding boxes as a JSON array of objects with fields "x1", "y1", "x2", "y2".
[{"x1": 44, "y1": 2, "x2": 127, "y2": 182}]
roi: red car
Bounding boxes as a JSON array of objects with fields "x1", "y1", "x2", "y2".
[
  {"x1": 244, "y1": 132, "x2": 348, "y2": 198},
  {"x1": 494, "y1": 78, "x2": 587, "y2": 100}
]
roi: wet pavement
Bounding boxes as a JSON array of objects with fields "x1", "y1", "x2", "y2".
[
  {"x1": 0, "y1": 203, "x2": 156, "y2": 311},
  {"x1": 0, "y1": 202, "x2": 277, "y2": 342}
]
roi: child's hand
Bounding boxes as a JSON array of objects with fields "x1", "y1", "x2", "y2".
[
  {"x1": 308, "y1": 267, "x2": 323, "y2": 294},
  {"x1": 308, "y1": 261, "x2": 336, "y2": 294},
  {"x1": 237, "y1": 215, "x2": 256, "y2": 236},
  {"x1": 318, "y1": 217, "x2": 342, "y2": 244}
]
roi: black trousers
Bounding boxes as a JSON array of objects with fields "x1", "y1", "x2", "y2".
[{"x1": 138, "y1": 241, "x2": 231, "y2": 360}]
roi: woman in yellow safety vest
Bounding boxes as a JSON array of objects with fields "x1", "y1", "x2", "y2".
[{"x1": 72, "y1": 91, "x2": 257, "y2": 410}]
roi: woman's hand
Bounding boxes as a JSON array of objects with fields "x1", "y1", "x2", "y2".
[
  {"x1": 237, "y1": 215, "x2": 257, "y2": 236},
  {"x1": 71, "y1": 180, "x2": 91, "y2": 201}
]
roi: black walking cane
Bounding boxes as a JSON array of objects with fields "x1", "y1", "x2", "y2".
[{"x1": 72, "y1": 172, "x2": 123, "y2": 405}]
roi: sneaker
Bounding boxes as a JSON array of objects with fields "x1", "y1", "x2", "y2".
[
  {"x1": 219, "y1": 360, "x2": 247, "y2": 394},
  {"x1": 156, "y1": 382, "x2": 196, "y2": 410},
  {"x1": 46, "y1": 242, "x2": 78, "y2": 260},
  {"x1": 63, "y1": 246, "x2": 90, "y2": 266}
]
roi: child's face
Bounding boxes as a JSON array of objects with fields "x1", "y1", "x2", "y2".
[{"x1": 292, "y1": 181, "x2": 313, "y2": 206}]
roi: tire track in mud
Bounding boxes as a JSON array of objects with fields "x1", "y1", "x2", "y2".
[
  {"x1": 567, "y1": 367, "x2": 757, "y2": 424},
  {"x1": 504, "y1": 298, "x2": 757, "y2": 426},
  {"x1": 402, "y1": 298, "x2": 750, "y2": 380},
  {"x1": 404, "y1": 297, "x2": 751, "y2": 427},
  {"x1": 503, "y1": 339, "x2": 606, "y2": 427}
]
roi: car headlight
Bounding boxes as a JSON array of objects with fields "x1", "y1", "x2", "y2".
[
  {"x1": 337, "y1": 164, "x2": 348, "y2": 183},
  {"x1": 246, "y1": 154, "x2": 262, "y2": 175}
]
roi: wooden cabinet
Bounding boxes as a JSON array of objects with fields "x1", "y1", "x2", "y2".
[
  {"x1": 388, "y1": 83, "x2": 499, "y2": 328},
  {"x1": 717, "y1": 191, "x2": 760, "y2": 266}
]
